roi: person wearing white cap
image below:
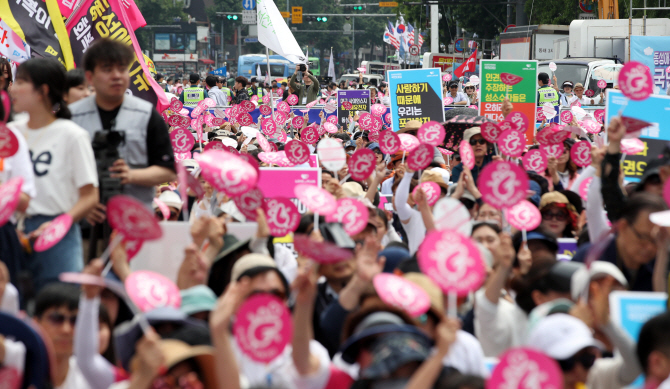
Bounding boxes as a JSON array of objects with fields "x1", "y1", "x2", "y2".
[
  {"x1": 152, "y1": 190, "x2": 183, "y2": 221},
  {"x1": 527, "y1": 312, "x2": 641, "y2": 389}
]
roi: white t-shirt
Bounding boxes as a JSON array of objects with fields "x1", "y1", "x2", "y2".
[
  {"x1": 10, "y1": 119, "x2": 98, "y2": 216},
  {"x1": 400, "y1": 208, "x2": 426, "y2": 255},
  {"x1": 442, "y1": 330, "x2": 489, "y2": 378},
  {"x1": 448, "y1": 92, "x2": 469, "y2": 104},
  {"x1": 0, "y1": 125, "x2": 36, "y2": 197},
  {"x1": 56, "y1": 357, "x2": 92, "y2": 389},
  {"x1": 474, "y1": 289, "x2": 528, "y2": 357}
]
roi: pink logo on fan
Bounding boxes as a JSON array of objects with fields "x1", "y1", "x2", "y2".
[
  {"x1": 167, "y1": 115, "x2": 189, "y2": 128},
  {"x1": 285, "y1": 140, "x2": 310, "y2": 165},
  {"x1": 169, "y1": 97, "x2": 183, "y2": 112},
  {"x1": 237, "y1": 113, "x2": 254, "y2": 126},
  {"x1": 233, "y1": 293, "x2": 292, "y2": 364},
  {"x1": 417, "y1": 121, "x2": 445, "y2": 146},
  {"x1": 293, "y1": 234, "x2": 354, "y2": 263},
  {"x1": 33, "y1": 213, "x2": 73, "y2": 252},
  {"x1": 107, "y1": 195, "x2": 163, "y2": 241},
  {"x1": 325, "y1": 198, "x2": 369, "y2": 236},
  {"x1": 125, "y1": 271, "x2": 181, "y2": 312},
  {"x1": 233, "y1": 188, "x2": 264, "y2": 221},
  {"x1": 480, "y1": 122, "x2": 502, "y2": 143},
  {"x1": 496, "y1": 129, "x2": 525, "y2": 158},
  {"x1": 398, "y1": 134, "x2": 420, "y2": 152},
  {"x1": 123, "y1": 237, "x2": 144, "y2": 261},
  {"x1": 621, "y1": 138, "x2": 645, "y2": 155},
  {"x1": 507, "y1": 112, "x2": 529, "y2": 132},
  {"x1": 413, "y1": 182, "x2": 440, "y2": 206},
  {"x1": 275, "y1": 111, "x2": 289, "y2": 124},
  {"x1": 327, "y1": 115, "x2": 338, "y2": 125},
  {"x1": 277, "y1": 101, "x2": 291, "y2": 113},
  {"x1": 368, "y1": 131, "x2": 379, "y2": 142},
  {"x1": 443, "y1": 96, "x2": 453, "y2": 106},
  {"x1": 570, "y1": 140, "x2": 592, "y2": 167},
  {"x1": 373, "y1": 273, "x2": 431, "y2": 317},
  {"x1": 0, "y1": 177, "x2": 23, "y2": 227},
  {"x1": 250, "y1": 95, "x2": 259, "y2": 103},
  {"x1": 541, "y1": 142, "x2": 565, "y2": 158},
  {"x1": 256, "y1": 133, "x2": 272, "y2": 152},
  {"x1": 535, "y1": 107, "x2": 546, "y2": 122},
  {"x1": 559, "y1": 111, "x2": 573, "y2": 124},
  {"x1": 262, "y1": 118, "x2": 278, "y2": 136},
  {"x1": 488, "y1": 348, "x2": 563, "y2": 389},
  {"x1": 417, "y1": 229, "x2": 485, "y2": 296},
  {"x1": 506, "y1": 200, "x2": 541, "y2": 231},
  {"x1": 522, "y1": 149, "x2": 548, "y2": 173},
  {"x1": 580, "y1": 120, "x2": 601, "y2": 134},
  {"x1": 618, "y1": 61, "x2": 654, "y2": 101},
  {"x1": 442, "y1": 73, "x2": 452, "y2": 82},
  {"x1": 593, "y1": 109, "x2": 605, "y2": 124},
  {"x1": 263, "y1": 197, "x2": 300, "y2": 236},
  {"x1": 323, "y1": 122, "x2": 338, "y2": 134},
  {"x1": 295, "y1": 184, "x2": 337, "y2": 215},
  {"x1": 579, "y1": 177, "x2": 593, "y2": 200},
  {"x1": 291, "y1": 116, "x2": 305, "y2": 130},
  {"x1": 259, "y1": 105, "x2": 272, "y2": 116},
  {"x1": 500, "y1": 73, "x2": 523, "y2": 86},
  {"x1": 585, "y1": 89, "x2": 595, "y2": 97},
  {"x1": 498, "y1": 120, "x2": 514, "y2": 133},
  {"x1": 370, "y1": 116, "x2": 382, "y2": 131},
  {"x1": 384, "y1": 113, "x2": 392, "y2": 123},
  {"x1": 240, "y1": 100, "x2": 256, "y2": 113},
  {"x1": 301, "y1": 126, "x2": 319, "y2": 144},
  {"x1": 174, "y1": 152, "x2": 190, "y2": 162},
  {"x1": 341, "y1": 101, "x2": 353, "y2": 110},
  {"x1": 348, "y1": 149, "x2": 376, "y2": 181},
  {"x1": 371, "y1": 103, "x2": 386, "y2": 117},
  {"x1": 597, "y1": 79, "x2": 607, "y2": 89},
  {"x1": 170, "y1": 128, "x2": 195, "y2": 153},
  {"x1": 459, "y1": 140, "x2": 475, "y2": 170},
  {"x1": 379, "y1": 130, "x2": 400, "y2": 154},
  {"x1": 358, "y1": 112, "x2": 373, "y2": 130},
  {"x1": 262, "y1": 95, "x2": 270, "y2": 104},
  {"x1": 407, "y1": 143, "x2": 435, "y2": 171},
  {"x1": 477, "y1": 161, "x2": 528, "y2": 209},
  {"x1": 287, "y1": 94, "x2": 299, "y2": 105}
]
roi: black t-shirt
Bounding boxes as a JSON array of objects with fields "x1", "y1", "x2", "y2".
[{"x1": 97, "y1": 105, "x2": 175, "y2": 171}]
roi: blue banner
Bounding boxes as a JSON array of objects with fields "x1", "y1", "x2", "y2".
[
  {"x1": 387, "y1": 68, "x2": 445, "y2": 132},
  {"x1": 631, "y1": 36, "x2": 670, "y2": 95},
  {"x1": 210, "y1": 66, "x2": 227, "y2": 77},
  {"x1": 605, "y1": 89, "x2": 670, "y2": 182}
]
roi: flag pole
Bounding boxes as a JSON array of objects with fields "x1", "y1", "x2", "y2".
[{"x1": 266, "y1": 47, "x2": 275, "y2": 123}]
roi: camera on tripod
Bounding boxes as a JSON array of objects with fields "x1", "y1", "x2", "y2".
[{"x1": 92, "y1": 129, "x2": 125, "y2": 204}]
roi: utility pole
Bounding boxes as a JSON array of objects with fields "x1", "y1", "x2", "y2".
[
  {"x1": 237, "y1": 25, "x2": 242, "y2": 60},
  {"x1": 430, "y1": 5, "x2": 439, "y2": 53},
  {"x1": 352, "y1": 17, "x2": 356, "y2": 70}
]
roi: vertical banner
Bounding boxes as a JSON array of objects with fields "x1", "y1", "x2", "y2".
[
  {"x1": 631, "y1": 36, "x2": 670, "y2": 95},
  {"x1": 337, "y1": 89, "x2": 370, "y2": 126},
  {"x1": 605, "y1": 89, "x2": 670, "y2": 182},
  {"x1": 0, "y1": 0, "x2": 74, "y2": 68},
  {"x1": 387, "y1": 68, "x2": 444, "y2": 132},
  {"x1": 66, "y1": 0, "x2": 168, "y2": 110},
  {"x1": 479, "y1": 59, "x2": 538, "y2": 143}
]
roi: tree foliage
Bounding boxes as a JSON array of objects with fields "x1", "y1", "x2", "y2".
[{"x1": 135, "y1": 0, "x2": 187, "y2": 48}]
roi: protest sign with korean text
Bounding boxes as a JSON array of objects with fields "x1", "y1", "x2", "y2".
[
  {"x1": 337, "y1": 90, "x2": 370, "y2": 126},
  {"x1": 388, "y1": 68, "x2": 444, "y2": 132}
]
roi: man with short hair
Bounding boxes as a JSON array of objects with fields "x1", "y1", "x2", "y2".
[
  {"x1": 290, "y1": 68, "x2": 320, "y2": 104},
  {"x1": 537, "y1": 72, "x2": 559, "y2": 111},
  {"x1": 247, "y1": 77, "x2": 265, "y2": 99},
  {"x1": 271, "y1": 79, "x2": 278, "y2": 89},
  {"x1": 216, "y1": 77, "x2": 232, "y2": 104},
  {"x1": 179, "y1": 73, "x2": 209, "y2": 107},
  {"x1": 34, "y1": 283, "x2": 91, "y2": 388},
  {"x1": 205, "y1": 75, "x2": 227, "y2": 106},
  {"x1": 231, "y1": 76, "x2": 250, "y2": 105},
  {"x1": 70, "y1": 38, "x2": 176, "y2": 216}
]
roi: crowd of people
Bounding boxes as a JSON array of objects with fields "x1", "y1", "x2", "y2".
[{"x1": 0, "y1": 37, "x2": 669, "y2": 389}]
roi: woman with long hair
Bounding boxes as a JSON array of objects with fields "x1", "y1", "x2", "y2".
[
  {"x1": 8, "y1": 58, "x2": 98, "y2": 292},
  {"x1": 544, "y1": 138, "x2": 580, "y2": 190}
]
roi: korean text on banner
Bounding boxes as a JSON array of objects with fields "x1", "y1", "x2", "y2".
[
  {"x1": 337, "y1": 90, "x2": 370, "y2": 126},
  {"x1": 0, "y1": 0, "x2": 74, "y2": 69},
  {"x1": 388, "y1": 68, "x2": 444, "y2": 132},
  {"x1": 256, "y1": 167, "x2": 321, "y2": 214},
  {"x1": 631, "y1": 36, "x2": 670, "y2": 95},
  {"x1": 66, "y1": 0, "x2": 168, "y2": 110},
  {"x1": 605, "y1": 89, "x2": 670, "y2": 182},
  {"x1": 479, "y1": 60, "x2": 538, "y2": 143}
]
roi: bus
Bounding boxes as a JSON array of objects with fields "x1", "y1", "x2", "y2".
[
  {"x1": 252, "y1": 59, "x2": 296, "y2": 80},
  {"x1": 307, "y1": 57, "x2": 320, "y2": 76},
  {"x1": 237, "y1": 54, "x2": 267, "y2": 77}
]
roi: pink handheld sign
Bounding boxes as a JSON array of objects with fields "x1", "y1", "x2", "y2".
[
  {"x1": 417, "y1": 229, "x2": 485, "y2": 296},
  {"x1": 371, "y1": 103, "x2": 386, "y2": 118},
  {"x1": 541, "y1": 142, "x2": 565, "y2": 159},
  {"x1": 233, "y1": 188, "x2": 264, "y2": 221},
  {"x1": 325, "y1": 198, "x2": 369, "y2": 236},
  {"x1": 488, "y1": 348, "x2": 563, "y2": 389},
  {"x1": 285, "y1": 140, "x2": 310, "y2": 165},
  {"x1": 259, "y1": 105, "x2": 272, "y2": 116},
  {"x1": 585, "y1": 89, "x2": 595, "y2": 98},
  {"x1": 477, "y1": 161, "x2": 529, "y2": 210},
  {"x1": 480, "y1": 122, "x2": 502, "y2": 143},
  {"x1": 170, "y1": 127, "x2": 195, "y2": 154},
  {"x1": 459, "y1": 140, "x2": 475, "y2": 170},
  {"x1": 535, "y1": 107, "x2": 546, "y2": 122},
  {"x1": 580, "y1": 120, "x2": 601, "y2": 134},
  {"x1": 398, "y1": 134, "x2": 420, "y2": 153},
  {"x1": 33, "y1": 213, "x2": 73, "y2": 252},
  {"x1": 413, "y1": 182, "x2": 440, "y2": 207},
  {"x1": 618, "y1": 61, "x2": 654, "y2": 101},
  {"x1": 433, "y1": 197, "x2": 473, "y2": 235},
  {"x1": 169, "y1": 97, "x2": 183, "y2": 112},
  {"x1": 593, "y1": 109, "x2": 605, "y2": 124},
  {"x1": 250, "y1": 95, "x2": 259, "y2": 103},
  {"x1": 240, "y1": 100, "x2": 256, "y2": 113},
  {"x1": 570, "y1": 140, "x2": 592, "y2": 167},
  {"x1": 233, "y1": 293, "x2": 292, "y2": 363},
  {"x1": 506, "y1": 200, "x2": 542, "y2": 231},
  {"x1": 559, "y1": 110, "x2": 573, "y2": 124},
  {"x1": 292, "y1": 116, "x2": 305, "y2": 129},
  {"x1": 379, "y1": 129, "x2": 400, "y2": 154},
  {"x1": 293, "y1": 234, "x2": 355, "y2": 263},
  {"x1": 407, "y1": 143, "x2": 435, "y2": 171},
  {"x1": 597, "y1": 79, "x2": 607, "y2": 89},
  {"x1": 263, "y1": 197, "x2": 301, "y2": 236},
  {"x1": 125, "y1": 271, "x2": 181, "y2": 312},
  {"x1": 294, "y1": 184, "x2": 337, "y2": 215},
  {"x1": 322, "y1": 122, "x2": 338, "y2": 134},
  {"x1": 301, "y1": 126, "x2": 319, "y2": 145},
  {"x1": 621, "y1": 138, "x2": 645, "y2": 155},
  {"x1": 417, "y1": 121, "x2": 446, "y2": 146},
  {"x1": 274, "y1": 111, "x2": 289, "y2": 124},
  {"x1": 237, "y1": 113, "x2": 254, "y2": 126},
  {"x1": 507, "y1": 111, "x2": 529, "y2": 132},
  {"x1": 348, "y1": 149, "x2": 377, "y2": 181},
  {"x1": 262, "y1": 118, "x2": 278, "y2": 136},
  {"x1": 107, "y1": 195, "x2": 163, "y2": 241},
  {"x1": 287, "y1": 94, "x2": 299, "y2": 105},
  {"x1": 443, "y1": 96, "x2": 453, "y2": 106},
  {"x1": 496, "y1": 129, "x2": 525, "y2": 158},
  {"x1": 276, "y1": 101, "x2": 291, "y2": 113},
  {"x1": 256, "y1": 133, "x2": 273, "y2": 152},
  {"x1": 373, "y1": 273, "x2": 431, "y2": 318},
  {"x1": 522, "y1": 149, "x2": 548, "y2": 174},
  {"x1": 368, "y1": 131, "x2": 379, "y2": 142},
  {"x1": 0, "y1": 177, "x2": 23, "y2": 227}
]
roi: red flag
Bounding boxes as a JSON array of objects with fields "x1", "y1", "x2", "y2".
[{"x1": 454, "y1": 49, "x2": 477, "y2": 78}]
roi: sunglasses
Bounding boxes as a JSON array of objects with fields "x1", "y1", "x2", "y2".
[
  {"x1": 558, "y1": 350, "x2": 597, "y2": 372},
  {"x1": 469, "y1": 138, "x2": 487, "y2": 146},
  {"x1": 449, "y1": 85, "x2": 458, "y2": 89},
  {"x1": 155, "y1": 211, "x2": 178, "y2": 220},
  {"x1": 541, "y1": 210, "x2": 568, "y2": 221},
  {"x1": 46, "y1": 312, "x2": 77, "y2": 326}
]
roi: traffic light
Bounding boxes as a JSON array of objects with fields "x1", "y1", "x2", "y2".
[
  {"x1": 353, "y1": 5, "x2": 363, "y2": 10},
  {"x1": 226, "y1": 14, "x2": 238, "y2": 20},
  {"x1": 316, "y1": 16, "x2": 328, "y2": 22}
]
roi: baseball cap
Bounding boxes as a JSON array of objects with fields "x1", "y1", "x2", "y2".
[
  {"x1": 229, "y1": 253, "x2": 289, "y2": 294},
  {"x1": 513, "y1": 230, "x2": 558, "y2": 253},
  {"x1": 154, "y1": 190, "x2": 183, "y2": 211},
  {"x1": 570, "y1": 261, "x2": 628, "y2": 301},
  {"x1": 180, "y1": 285, "x2": 217, "y2": 316},
  {"x1": 463, "y1": 126, "x2": 482, "y2": 142},
  {"x1": 360, "y1": 333, "x2": 432, "y2": 379},
  {"x1": 562, "y1": 81, "x2": 574, "y2": 88},
  {"x1": 526, "y1": 313, "x2": 601, "y2": 360}
]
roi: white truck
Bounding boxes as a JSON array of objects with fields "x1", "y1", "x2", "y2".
[
  {"x1": 553, "y1": 18, "x2": 670, "y2": 60},
  {"x1": 499, "y1": 25, "x2": 569, "y2": 61}
]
